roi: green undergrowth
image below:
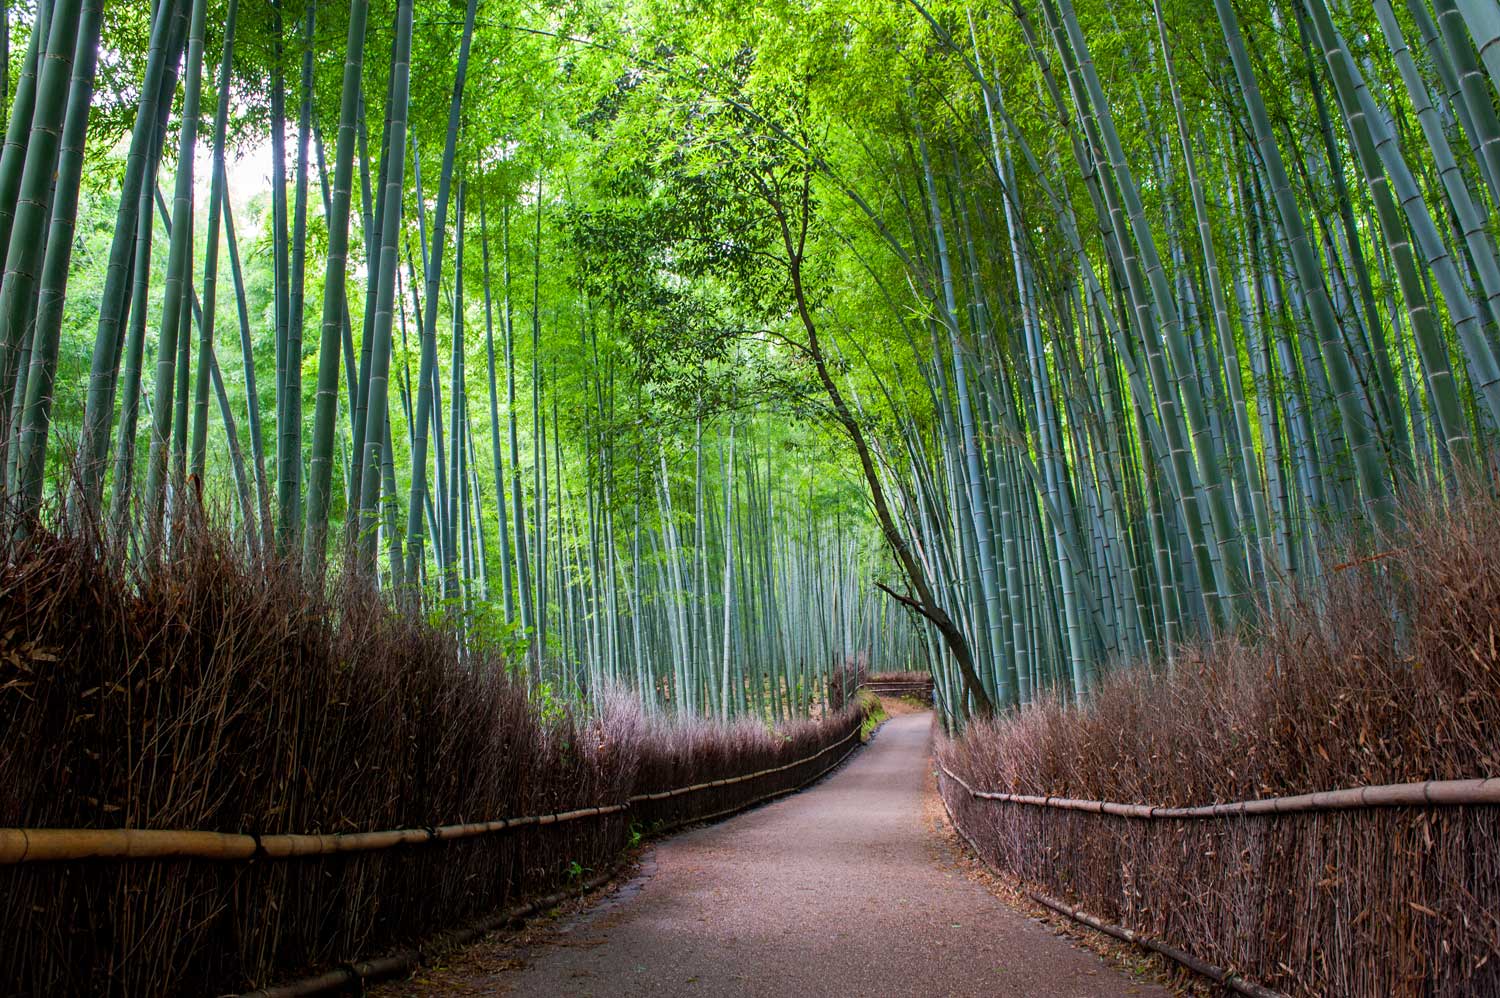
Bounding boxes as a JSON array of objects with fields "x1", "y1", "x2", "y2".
[{"x1": 858, "y1": 691, "x2": 888, "y2": 740}]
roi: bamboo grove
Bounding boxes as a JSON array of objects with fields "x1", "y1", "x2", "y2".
[
  {"x1": 886, "y1": 0, "x2": 1500, "y2": 720},
  {"x1": 0, "y1": 0, "x2": 932, "y2": 721},
  {"x1": 1, "y1": 0, "x2": 1499, "y2": 722}
]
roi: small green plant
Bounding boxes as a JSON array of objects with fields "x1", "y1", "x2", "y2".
[
  {"x1": 566, "y1": 860, "x2": 588, "y2": 882},
  {"x1": 532, "y1": 681, "x2": 569, "y2": 727},
  {"x1": 424, "y1": 597, "x2": 532, "y2": 671},
  {"x1": 858, "y1": 691, "x2": 888, "y2": 740}
]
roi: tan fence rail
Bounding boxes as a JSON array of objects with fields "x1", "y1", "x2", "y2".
[
  {"x1": 937, "y1": 761, "x2": 1500, "y2": 817},
  {"x1": 628, "y1": 730, "x2": 859, "y2": 802},
  {"x1": 859, "y1": 681, "x2": 933, "y2": 698},
  {"x1": 936, "y1": 759, "x2": 1500, "y2": 990},
  {"x1": 936, "y1": 790, "x2": 1284, "y2": 998},
  {"x1": 0, "y1": 728, "x2": 861, "y2": 866}
]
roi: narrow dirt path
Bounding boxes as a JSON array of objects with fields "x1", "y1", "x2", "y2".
[{"x1": 381, "y1": 712, "x2": 1168, "y2": 997}]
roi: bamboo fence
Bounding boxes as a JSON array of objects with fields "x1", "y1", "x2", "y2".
[
  {"x1": 860, "y1": 679, "x2": 934, "y2": 699},
  {"x1": 938, "y1": 761, "x2": 1500, "y2": 996},
  {"x1": 937, "y1": 790, "x2": 1284, "y2": 998},
  {"x1": 223, "y1": 726, "x2": 864, "y2": 998},
  {"x1": 0, "y1": 727, "x2": 862, "y2": 867},
  {"x1": 235, "y1": 868, "x2": 620, "y2": 998},
  {"x1": 936, "y1": 762, "x2": 1500, "y2": 817}
]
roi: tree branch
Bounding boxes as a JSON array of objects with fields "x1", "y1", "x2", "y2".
[{"x1": 874, "y1": 580, "x2": 943, "y2": 627}]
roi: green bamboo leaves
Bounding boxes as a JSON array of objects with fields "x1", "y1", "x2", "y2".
[
  {"x1": 12, "y1": 0, "x2": 1500, "y2": 725},
  {"x1": 891, "y1": 0, "x2": 1500, "y2": 717}
]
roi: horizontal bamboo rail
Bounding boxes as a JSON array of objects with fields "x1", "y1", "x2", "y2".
[
  {"x1": 0, "y1": 805, "x2": 630, "y2": 865},
  {"x1": 653, "y1": 738, "x2": 862, "y2": 832},
  {"x1": 937, "y1": 761, "x2": 1500, "y2": 818},
  {"x1": 860, "y1": 681, "x2": 933, "y2": 701},
  {"x1": 938, "y1": 786, "x2": 1284, "y2": 998},
  {"x1": 1027, "y1": 891, "x2": 1283, "y2": 998},
  {"x1": 628, "y1": 727, "x2": 859, "y2": 802},
  {"x1": 0, "y1": 727, "x2": 861, "y2": 866}
]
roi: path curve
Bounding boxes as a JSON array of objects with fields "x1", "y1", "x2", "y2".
[{"x1": 445, "y1": 712, "x2": 1167, "y2": 997}]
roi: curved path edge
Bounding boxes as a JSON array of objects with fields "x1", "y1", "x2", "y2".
[{"x1": 376, "y1": 711, "x2": 1170, "y2": 997}]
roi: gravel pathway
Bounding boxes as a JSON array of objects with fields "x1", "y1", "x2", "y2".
[{"x1": 383, "y1": 712, "x2": 1168, "y2": 997}]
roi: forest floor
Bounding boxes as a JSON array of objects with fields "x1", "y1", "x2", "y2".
[{"x1": 370, "y1": 710, "x2": 1174, "y2": 997}]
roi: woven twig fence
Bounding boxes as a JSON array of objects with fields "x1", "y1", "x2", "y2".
[
  {"x1": 937, "y1": 761, "x2": 1500, "y2": 997},
  {"x1": 860, "y1": 677, "x2": 934, "y2": 699},
  {"x1": 0, "y1": 728, "x2": 860, "y2": 866},
  {"x1": 0, "y1": 509, "x2": 879, "y2": 997},
  {"x1": 219, "y1": 729, "x2": 864, "y2": 998},
  {"x1": 936, "y1": 789, "x2": 1282, "y2": 998},
  {"x1": 862, "y1": 684, "x2": 933, "y2": 698},
  {"x1": 0, "y1": 713, "x2": 864, "y2": 997}
]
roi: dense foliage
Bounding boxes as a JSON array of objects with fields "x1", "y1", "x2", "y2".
[{"x1": 4, "y1": 0, "x2": 1500, "y2": 720}]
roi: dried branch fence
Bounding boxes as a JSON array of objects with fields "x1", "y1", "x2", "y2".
[
  {"x1": 938, "y1": 763, "x2": 1500, "y2": 818},
  {"x1": 938, "y1": 761, "x2": 1500, "y2": 997},
  {"x1": 0, "y1": 729, "x2": 860, "y2": 866},
  {"x1": 0, "y1": 521, "x2": 872, "y2": 997},
  {"x1": 2, "y1": 714, "x2": 862, "y2": 996},
  {"x1": 860, "y1": 671, "x2": 934, "y2": 700}
]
